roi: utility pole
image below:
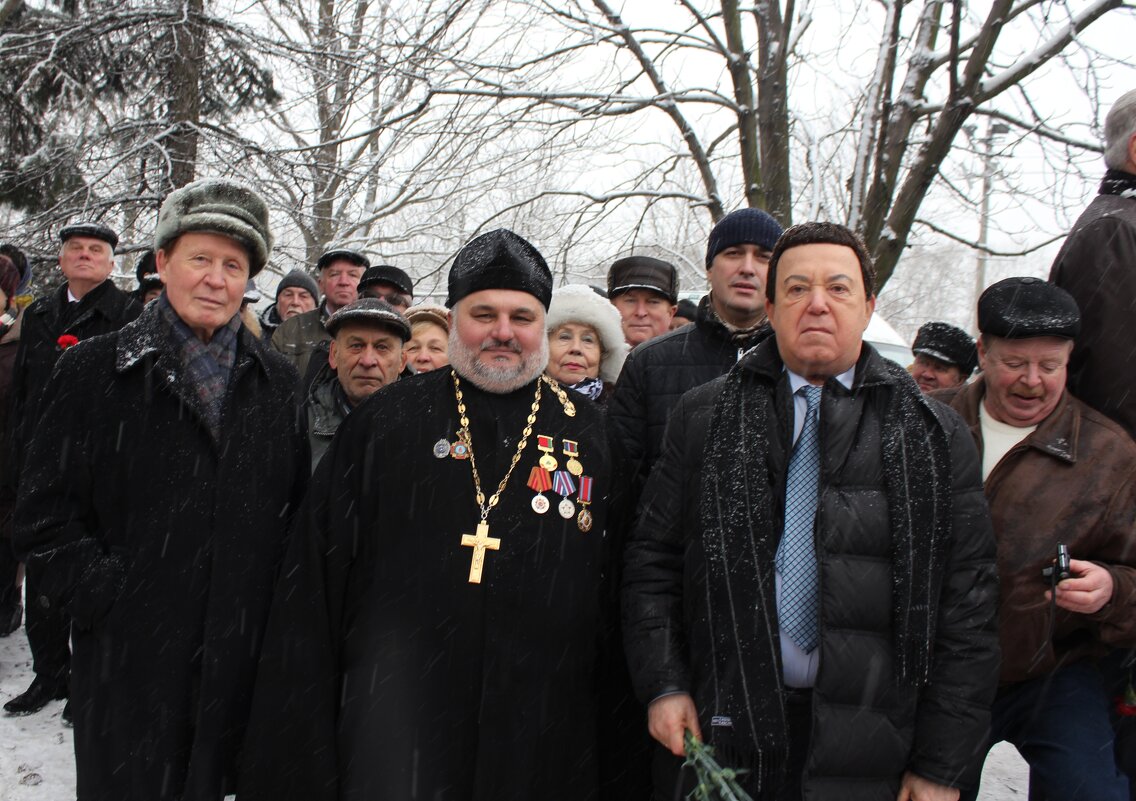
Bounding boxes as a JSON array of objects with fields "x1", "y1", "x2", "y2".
[{"x1": 973, "y1": 121, "x2": 1010, "y2": 334}]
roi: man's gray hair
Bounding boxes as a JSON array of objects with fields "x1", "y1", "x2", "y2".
[{"x1": 1104, "y1": 89, "x2": 1136, "y2": 170}]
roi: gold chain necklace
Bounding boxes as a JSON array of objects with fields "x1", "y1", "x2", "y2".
[{"x1": 452, "y1": 370, "x2": 577, "y2": 583}]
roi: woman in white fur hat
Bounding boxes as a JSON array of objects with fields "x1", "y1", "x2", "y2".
[{"x1": 545, "y1": 283, "x2": 629, "y2": 404}]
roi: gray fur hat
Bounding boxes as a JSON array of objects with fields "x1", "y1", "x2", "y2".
[{"x1": 154, "y1": 179, "x2": 273, "y2": 277}]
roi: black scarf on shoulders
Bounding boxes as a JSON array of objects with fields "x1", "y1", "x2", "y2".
[
  {"x1": 698, "y1": 344, "x2": 954, "y2": 789},
  {"x1": 1100, "y1": 168, "x2": 1136, "y2": 198}
]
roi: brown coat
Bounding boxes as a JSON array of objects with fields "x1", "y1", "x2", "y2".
[{"x1": 940, "y1": 378, "x2": 1136, "y2": 684}]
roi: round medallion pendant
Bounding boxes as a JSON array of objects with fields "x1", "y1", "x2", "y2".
[
  {"x1": 433, "y1": 438, "x2": 452, "y2": 459},
  {"x1": 577, "y1": 508, "x2": 593, "y2": 532},
  {"x1": 539, "y1": 454, "x2": 558, "y2": 471},
  {"x1": 558, "y1": 498, "x2": 576, "y2": 519},
  {"x1": 531, "y1": 494, "x2": 550, "y2": 514},
  {"x1": 566, "y1": 458, "x2": 583, "y2": 477}
]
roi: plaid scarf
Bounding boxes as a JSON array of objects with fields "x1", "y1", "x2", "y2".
[{"x1": 157, "y1": 294, "x2": 239, "y2": 440}]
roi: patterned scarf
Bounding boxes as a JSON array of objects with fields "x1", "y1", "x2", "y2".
[
  {"x1": 698, "y1": 344, "x2": 953, "y2": 788},
  {"x1": 568, "y1": 375, "x2": 604, "y2": 401},
  {"x1": 157, "y1": 294, "x2": 239, "y2": 440},
  {"x1": 1100, "y1": 168, "x2": 1136, "y2": 199}
]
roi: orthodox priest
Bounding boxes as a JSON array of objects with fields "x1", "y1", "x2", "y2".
[{"x1": 238, "y1": 229, "x2": 613, "y2": 801}]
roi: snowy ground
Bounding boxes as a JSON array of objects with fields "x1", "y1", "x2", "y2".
[{"x1": 0, "y1": 628, "x2": 1029, "y2": 800}]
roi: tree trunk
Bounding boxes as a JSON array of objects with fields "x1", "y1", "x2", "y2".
[{"x1": 165, "y1": 0, "x2": 205, "y2": 189}]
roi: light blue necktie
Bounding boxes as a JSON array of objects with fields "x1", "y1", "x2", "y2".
[{"x1": 776, "y1": 384, "x2": 822, "y2": 653}]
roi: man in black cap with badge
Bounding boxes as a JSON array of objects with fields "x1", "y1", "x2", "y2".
[
  {"x1": 305, "y1": 297, "x2": 410, "y2": 470},
  {"x1": 935, "y1": 277, "x2": 1135, "y2": 800},
  {"x1": 910, "y1": 321, "x2": 977, "y2": 393},
  {"x1": 271, "y1": 247, "x2": 369, "y2": 376},
  {"x1": 5, "y1": 220, "x2": 140, "y2": 718},
  {"x1": 240, "y1": 228, "x2": 614, "y2": 801}
]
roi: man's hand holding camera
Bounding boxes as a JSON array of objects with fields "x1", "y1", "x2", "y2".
[{"x1": 1045, "y1": 558, "x2": 1115, "y2": 615}]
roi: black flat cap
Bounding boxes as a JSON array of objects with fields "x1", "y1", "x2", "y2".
[
  {"x1": 316, "y1": 249, "x2": 370, "y2": 272},
  {"x1": 326, "y1": 297, "x2": 411, "y2": 341},
  {"x1": 978, "y1": 277, "x2": 1080, "y2": 340},
  {"x1": 134, "y1": 250, "x2": 160, "y2": 287},
  {"x1": 607, "y1": 256, "x2": 679, "y2": 304},
  {"x1": 60, "y1": 222, "x2": 118, "y2": 250},
  {"x1": 359, "y1": 264, "x2": 414, "y2": 297},
  {"x1": 913, "y1": 321, "x2": 978, "y2": 376},
  {"x1": 447, "y1": 229, "x2": 552, "y2": 309}
]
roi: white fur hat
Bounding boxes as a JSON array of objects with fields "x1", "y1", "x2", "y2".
[{"x1": 545, "y1": 284, "x2": 629, "y2": 384}]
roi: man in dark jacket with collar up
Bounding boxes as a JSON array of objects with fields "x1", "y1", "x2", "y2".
[
  {"x1": 608, "y1": 207, "x2": 783, "y2": 503},
  {"x1": 5, "y1": 221, "x2": 140, "y2": 718},
  {"x1": 623, "y1": 222, "x2": 999, "y2": 801}
]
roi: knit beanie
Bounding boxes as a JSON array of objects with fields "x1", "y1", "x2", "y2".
[
  {"x1": 447, "y1": 229, "x2": 553, "y2": 309},
  {"x1": 276, "y1": 268, "x2": 320, "y2": 303},
  {"x1": 154, "y1": 179, "x2": 273, "y2": 276},
  {"x1": 705, "y1": 208, "x2": 784, "y2": 268}
]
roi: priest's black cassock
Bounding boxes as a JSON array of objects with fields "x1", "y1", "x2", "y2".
[{"x1": 237, "y1": 367, "x2": 612, "y2": 801}]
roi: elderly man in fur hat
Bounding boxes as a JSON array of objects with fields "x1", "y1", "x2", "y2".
[
  {"x1": 240, "y1": 229, "x2": 614, "y2": 801},
  {"x1": 13, "y1": 179, "x2": 308, "y2": 801}
]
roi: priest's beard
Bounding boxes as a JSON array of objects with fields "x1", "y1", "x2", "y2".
[{"x1": 448, "y1": 327, "x2": 550, "y2": 394}]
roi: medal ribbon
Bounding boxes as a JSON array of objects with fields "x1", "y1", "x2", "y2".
[
  {"x1": 527, "y1": 466, "x2": 552, "y2": 492},
  {"x1": 552, "y1": 470, "x2": 577, "y2": 498},
  {"x1": 562, "y1": 439, "x2": 579, "y2": 456},
  {"x1": 538, "y1": 435, "x2": 554, "y2": 452},
  {"x1": 578, "y1": 475, "x2": 593, "y2": 504}
]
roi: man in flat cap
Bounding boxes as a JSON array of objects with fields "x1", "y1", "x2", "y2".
[
  {"x1": 271, "y1": 247, "x2": 369, "y2": 377},
  {"x1": 607, "y1": 255, "x2": 679, "y2": 347},
  {"x1": 258, "y1": 268, "x2": 319, "y2": 339},
  {"x1": 357, "y1": 263, "x2": 414, "y2": 312},
  {"x1": 5, "y1": 221, "x2": 141, "y2": 718},
  {"x1": 240, "y1": 228, "x2": 614, "y2": 801},
  {"x1": 13, "y1": 179, "x2": 308, "y2": 799},
  {"x1": 935, "y1": 277, "x2": 1135, "y2": 800},
  {"x1": 305, "y1": 297, "x2": 409, "y2": 470},
  {"x1": 910, "y1": 321, "x2": 977, "y2": 393}
]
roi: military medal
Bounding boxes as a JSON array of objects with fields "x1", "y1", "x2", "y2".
[
  {"x1": 527, "y1": 466, "x2": 552, "y2": 514},
  {"x1": 553, "y1": 470, "x2": 577, "y2": 518},
  {"x1": 576, "y1": 475, "x2": 594, "y2": 532},
  {"x1": 433, "y1": 438, "x2": 452, "y2": 459},
  {"x1": 562, "y1": 439, "x2": 583, "y2": 477},
  {"x1": 537, "y1": 434, "x2": 558, "y2": 471},
  {"x1": 451, "y1": 440, "x2": 470, "y2": 459}
]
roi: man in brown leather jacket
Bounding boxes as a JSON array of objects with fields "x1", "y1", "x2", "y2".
[{"x1": 939, "y1": 277, "x2": 1135, "y2": 801}]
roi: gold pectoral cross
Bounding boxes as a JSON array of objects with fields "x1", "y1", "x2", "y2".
[{"x1": 461, "y1": 521, "x2": 501, "y2": 584}]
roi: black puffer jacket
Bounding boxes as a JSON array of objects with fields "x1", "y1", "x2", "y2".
[
  {"x1": 622, "y1": 340, "x2": 1000, "y2": 799},
  {"x1": 607, "y1": 296, "x2": 770, "y2": 499}
]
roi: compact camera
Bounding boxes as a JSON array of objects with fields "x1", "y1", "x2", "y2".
[{"x1": 1041, "y1": 543, "x2": 1073, "y2": 582}]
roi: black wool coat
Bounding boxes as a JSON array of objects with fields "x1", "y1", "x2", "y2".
[
  {"x1": 13, "y1": 303, "x2": 308, "y2": 801},
  {"x1": 8, "y1": 280, "x2": 141, "y2": 485},
  {"x1": 238, "y1": 368, "x2": 614, "y2": 801},
  {"x1": 622, "y1": 341, "x2": 1000, "y2": 800}
]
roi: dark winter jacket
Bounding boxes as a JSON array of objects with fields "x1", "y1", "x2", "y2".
[
  {"x1": 239, "y1": 369, "x2": 613, "y2": 801},
  {"x1": 1049, "y1": 169, "x2": 1136, "y2": 437},
  {"x1": 0, "y1": 308, "x2": 22, "y2": 538},
  {"x1": 258, "y1": 302, "x2": 284, "y2": 340},
  {"x1": 8, "y1": 280, "x2": 141, "y2": 488},
  {"x1": 622, "y1": 340, "x2": 1000, "y2": 799},
  {"x1": 304, "y1": 363, "x2": 350, "y2": 471},
  {"x1": 270, "y1": 303, "x2": 331, "y2": 378},
  {"x1": 939, "y1": 378, "x2": 1136, "y2": 684},
  {"x1": 607, "y1": 295, "x2": 771, "y2": 501},
  {"x1": 14, "y1": 301, "x2": 308, "y2": 801}
]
